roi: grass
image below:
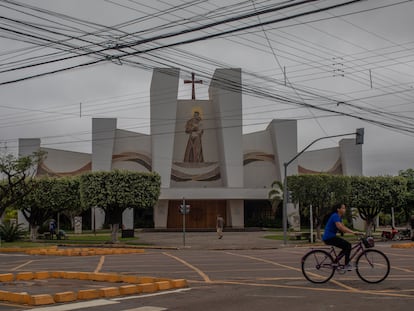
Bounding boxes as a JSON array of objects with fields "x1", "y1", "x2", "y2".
[{"x1": 0, "y1": 231, "x2": 151, "y2": 248}]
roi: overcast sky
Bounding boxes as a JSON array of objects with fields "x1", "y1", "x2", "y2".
[{"x1": 1, "y1": 0, "x2": 414, "y2": 176}]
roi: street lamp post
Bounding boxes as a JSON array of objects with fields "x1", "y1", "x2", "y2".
[{"x1": 282, "y1": 129, "x2": 364, "y2": 245}]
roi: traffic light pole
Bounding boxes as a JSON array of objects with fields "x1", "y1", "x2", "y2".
[{"x1": 282, "y1": 130, "x2": 363, "y2": 245}]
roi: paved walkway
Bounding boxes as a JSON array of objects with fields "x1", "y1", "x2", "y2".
[{"x1": 136, "y1": 230, "x2": 287, "y2": 250}]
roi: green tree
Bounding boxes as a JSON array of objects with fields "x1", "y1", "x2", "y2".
[
  {"x1": 398, "y1": 169, "x2": 414, "y2": 226},
  {"x1": 55, "y1": 177, "x2": 84, "y2": 230},
  {"x1": 288, "y1": 174, "x2": 351, "y2": 239},
  {"x1": 17, "y1": 176, "x2": 80, "y2": 240},
  {"x1": 0, "y1": 151, "x2": 45, "y2": 218},
  {"x1": 349, "y1": 176, "x2": 407, "y2": 234},
  {"x1": 79, "y1": 170, "x2": 161, "y2": 243},
  {"x1": 268, "y1": 180, "x2": 283, "y2": 219}
]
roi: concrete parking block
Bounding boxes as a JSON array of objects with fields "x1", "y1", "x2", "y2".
[
  {"x1": 98, "y1": 287, "x2": 120, "y2": 298},
  {"x1": 29, "y1": 294, "x2": 55, "y2": 306},
  {"x1": 54, "y1": 291, "x2": 77, "y2": 303},
  {"x1": 0, "y1": 273, "x2": 14, "y2": 282},
  {"x1": 77, "y1": 289, "x2": 101, "y2": 300}
]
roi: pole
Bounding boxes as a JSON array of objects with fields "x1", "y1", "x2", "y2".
[
  {"x1": 182, "y1": 197, "x2": 186, "y2": 248},
  {"x1": 93, "y1": 206, "x2": 96, "y2": 236},
  {"x1": 282, "y1": 131, "x2": 360, "y2": 245},
  {"x1": 283, "y1": 163, "x2": 288, "y2": 244},
  {"x1": 310, "y1": 204, "x2": 314, "y2": 243}
]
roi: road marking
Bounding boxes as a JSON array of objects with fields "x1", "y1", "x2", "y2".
[
  {"x1": 95, "y1": 255, "x2": 105, "y2": 273},
  {"x1": 225, "y1": 252, "x2": 359, "y2": 292},
  {"x1": 11, "y1": 260, "x2": 35, "y2": 271},
  {"x1": 163, "y1": 252, "x2": 212, "y2": 283},
  {"x1": 219, "y1": 280, "x2": 414, "y2": 298},
  {"x1": 30, "y1": 299, "x2": 118, "y2": 311},
  {"x1": 113, "y1": 288, "x2": 191, "y2": 301},
  {"x1": 123, "y1": 306, "x2": 167, "y2": 311},
  {"x1": 224, "y1": 251, "x2": 302, "y2": 272},
  {"x1": 0, "y1": 253, "x2": 29, "y2": 257}
]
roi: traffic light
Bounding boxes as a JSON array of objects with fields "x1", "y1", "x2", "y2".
[{"x1": 356, "y1": 128, "x2": 364, "y2": 145}]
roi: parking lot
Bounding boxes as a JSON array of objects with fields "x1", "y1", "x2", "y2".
[{"x1": 0, "y1": 232, "x2": 413, "y2": 310}]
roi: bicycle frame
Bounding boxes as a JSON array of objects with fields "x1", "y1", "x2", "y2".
[{"x1": 326, "y1": 240, "x2": 364, "y2": 267}]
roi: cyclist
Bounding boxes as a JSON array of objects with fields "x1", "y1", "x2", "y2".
[{"x1": 322, "y1": 203, "x2": 358, "y2": 271}]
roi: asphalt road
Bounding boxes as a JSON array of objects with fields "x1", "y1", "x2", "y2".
[{"x1": 0, "y1": 234, "x2": 413, "y2": 311}]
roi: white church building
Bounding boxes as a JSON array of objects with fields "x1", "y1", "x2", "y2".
[{"x1": 18, "y1": 68, "x2": 362, "y2": 230}]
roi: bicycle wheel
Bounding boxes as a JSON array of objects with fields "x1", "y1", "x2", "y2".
[
  {"x1": 356, "y1": 249, "x2": 390, "y2": 283},
  {"x1": 301, "y1": 250, "x2": 335, "y2": 283}
]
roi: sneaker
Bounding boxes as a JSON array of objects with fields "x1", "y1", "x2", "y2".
[{"x1": 345, "y1": 264, "x2": 353, "y2": 271}]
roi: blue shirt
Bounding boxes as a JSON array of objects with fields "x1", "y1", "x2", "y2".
[{"x1": 322, "y1": 213, "x2": 341, "y2": 241}]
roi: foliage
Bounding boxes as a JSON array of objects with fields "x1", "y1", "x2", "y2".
[
  {"x1": 268, "y1": 180, "x2": 283, "y2": 217},
  {"x1": 79, "y1": 170, "x2": 161, "y2": 242},
  {"x1": 17, "y1": 176, "x2": 80, "y2": 240},
  {"x1": 349, "y1": 176, "x2": 407, "y2": 234},
  {"x1": 287, "y1": 174, "x2": 351, "y2": 239},
  {"x1": 0, "y1": 151, "x2": 46, "y2": 218},
  {"x1": 53, "y1": 177, "x2": 84, "y2": 229},
  {"x1": 398, "y1": 169, "x2": 414, "y2": 225},
  {"x1": 0, "y1": 222, "x2": 27, "y2": 242}
]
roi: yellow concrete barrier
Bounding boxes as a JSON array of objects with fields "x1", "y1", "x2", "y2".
[
  {"x1": 54, "y1": 291, "x2": 77, "y2": 303},
  {"x1": 0, "y1": 273, "x2": 14, "y2": 282},
  {"x1": 138, "y1": 283, "x2": 158, "y2": 293},
  {"x1": 34, "y1": 271, "x2": 50, "y2": 279},
  {"x1": 8, "y1": 292, "x2": 30, "y2": 304},
  {"x1": 29, "y1": 294, "x2": 55, "y2": 306},
  {"x1": 0, "y1": 290, "x2": 10, "y2": 300},
  {"x1": 119, "y1": 284, "x2": 138, "y2": 295},
  {"x1": 0, "y1": 271, "x2": 188, "y2": 305},
  {"x1": 156, "y1": 281, "x2": 171, "y2": 291},
  {"x1": 98, "y1": 287, "x2": 120, "y2": 298},
  {"x1": 392, "y1": 242, "x2": 414, "y2": 248},
  {"x1": 171, "y1": 279, "x2": 188, "y2": 288},
  {"x1": 77, "y1": 289, "x2": 101, "y2": 300},
  {"x1": 16, "y1": 272, "x2": 34, "y2": 281}
]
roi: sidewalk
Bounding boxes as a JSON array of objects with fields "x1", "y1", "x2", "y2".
[{"x1": 135, "y1": 230, "x2": 286, "y2": 250}]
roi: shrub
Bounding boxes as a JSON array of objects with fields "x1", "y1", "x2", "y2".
[{"x1": 0, "y1": 222, "x2": 27, "y2": 242}]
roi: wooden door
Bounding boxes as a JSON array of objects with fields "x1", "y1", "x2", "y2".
[{"x1": 167, "y1": 200, "x2": 226, "y2": 229}]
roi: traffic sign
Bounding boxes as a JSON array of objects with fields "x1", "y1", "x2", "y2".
[{"x1": 179, "y1": 204, "x2": 190, "y2": 214}]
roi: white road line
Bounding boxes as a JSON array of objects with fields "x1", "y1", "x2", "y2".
[
  {"x1": 112, "y1": 288, "x2": 191, "y2": 301},
  {"x1": 32, "y1": 299, "x2": 118, "y2": 311},
  {"x1": 123, "y1": 307, "x2": 167, "y2": 311},
  {"x1": 0, "y1": 253, "x2": 29, "y2": 256}
]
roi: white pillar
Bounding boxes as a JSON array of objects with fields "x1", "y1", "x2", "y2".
[{"x1": 154, "y1": 200, "x2": 169, "y2": 229}]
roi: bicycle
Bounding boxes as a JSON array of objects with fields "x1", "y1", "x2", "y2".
[{"x1": 301, "y1": 235, "x2": 390, "y2": 284}]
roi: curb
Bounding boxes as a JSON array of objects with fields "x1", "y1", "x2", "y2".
[
  {"x1": 0, "y1": 271, "x2": 188, "y2": 306},
  {"x1": 391, "y1": 242, "x2": 414, "y2": 249}
]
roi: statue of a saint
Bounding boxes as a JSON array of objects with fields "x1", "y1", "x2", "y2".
[{"x1": 184, "y1": 111, "x2": 204, "y2": 163}]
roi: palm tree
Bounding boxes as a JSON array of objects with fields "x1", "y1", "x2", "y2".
[{"x1": 268, "y1": 180, "x2": 284, "y2": 217}]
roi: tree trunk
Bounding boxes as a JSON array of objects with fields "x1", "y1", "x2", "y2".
[
  {"x1": 366, "y1": 219, "x2": 373, "y2": 236},
  {"x1": 111, "y1": 223, "x2": 119, "y2": 243},
  {"x1": 30, "y1": 226, "x2": 38, "y2": 241}
]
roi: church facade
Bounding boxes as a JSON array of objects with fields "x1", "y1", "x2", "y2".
[{"x1": 18, "y1": 68, "x2": 362, "y2": 230}]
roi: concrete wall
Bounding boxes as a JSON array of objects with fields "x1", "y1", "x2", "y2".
[
  {"x1": 340, "y1": 138, "x2": 363, "y2": 176},
  {"x1": 150, "y1": 68, "x2": 180, "y2": 188},
  {"x1": 209, "y1": 68, "x2": 243, "y2": 188}
]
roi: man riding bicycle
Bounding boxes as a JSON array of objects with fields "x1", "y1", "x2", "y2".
[{"x1": 322, "y1": 203, "x2": 359, "y2": 271}]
